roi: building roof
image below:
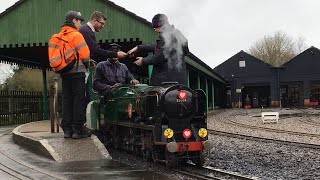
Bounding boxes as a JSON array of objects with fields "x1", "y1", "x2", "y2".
[
  {"x1": 0, "y1": 0, "x2": 152, "y2": 27},
  {"x1": 280, "y1": 46, "x2": 320, "y2": 67},
  {"x1": 0, "y1": 0, "x2": 224, "y2": 84}
]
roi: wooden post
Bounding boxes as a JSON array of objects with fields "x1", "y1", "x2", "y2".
[
  {"x1": 49, "y1": 77, "x2": 60, "y2": 133},
  {"x1": 42, "y1": 68, "x2": 48, "y2": 120},
  {"x1": 8, "y1": 92, "x2": 14, "y2": 124},
  {"x1": 53, "y1": 78, "x2": 59, "y2": 132},
  {"x1": 49, "y1": 82, "x2": 54, "y2": 133}
]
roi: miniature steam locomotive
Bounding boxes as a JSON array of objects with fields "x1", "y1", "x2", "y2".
[{"x1": 86, "y1": 80, "x2": 213, "y2": 167}]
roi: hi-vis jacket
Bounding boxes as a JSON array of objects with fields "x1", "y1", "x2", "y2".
[{"x1": 48, "y1": 26, "x2": 90, "y2": 75}]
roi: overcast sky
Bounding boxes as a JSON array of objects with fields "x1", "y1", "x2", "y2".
[{"x1": 1, "y1": 0, "x2": 320, "y2": 69}]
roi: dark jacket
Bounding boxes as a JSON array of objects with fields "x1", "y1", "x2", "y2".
[
  {"x1": 79, "y1": 24, "x2": 117, "y2": 62},
  {"x1": 93, "y1": 59, "x2": 135, "y2": 95},
  {"x1": 139, "y1": 24, "x2": 189, "y2": 86}
]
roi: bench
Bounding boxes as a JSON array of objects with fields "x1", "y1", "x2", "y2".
[{"x1": 261, "y1": 112, "x2": 279, "y2": 123}]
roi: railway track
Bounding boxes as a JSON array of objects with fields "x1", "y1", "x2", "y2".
[
  {"x1": 0, "y1": 128, "x2": 65, "y2": 180},
  {"x1": 300, "y1": 118, "x2": 320, "y2": 127},
  {"x1": 208, "y1": 129, "x2": 320, "y2": 149},
  {"x1": 224, "y1": 117, "x2": 320, "y2": 138},
  {"x1": 211, "y1": 111, "x2": 320, "y2": 148},
  {"x1": 209, "y1": 108, "x2": 320, "y2": 149},
  {"x1": 297, "y1": 109, "x2": 320, "y2": 127},
  {"x1": 174, "y1": 166, "x2": 256, "y2": 180}
]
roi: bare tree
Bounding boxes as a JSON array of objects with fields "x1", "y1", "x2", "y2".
[{"x1": 249, "y1": 31, "x2": 307, "y2": 67}]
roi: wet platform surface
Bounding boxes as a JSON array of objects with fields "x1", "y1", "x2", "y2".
[
  {"x1": 0, "y1": 128, "x2": 169, "y2": 179},
  {"x1": 8, "y1": 121, "x2": 170, "y2": 179},
  {"x1": 13, "y1": 120, "x2": 110, "y2": 161}
]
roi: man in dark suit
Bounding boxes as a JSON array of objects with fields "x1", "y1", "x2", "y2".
[{"x1": 79, "y1": 11, "x2": 127, "y2": 62}]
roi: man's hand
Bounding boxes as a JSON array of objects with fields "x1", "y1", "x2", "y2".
[
  {"x1": 117, "y1": 51, "x2": 127, "y2": 58},
  {"x1": 111, "y1": 83, "x2": 122, "y2": 88},
  {"x1": 127, "y1": 46, "x2": 138, "y2": 57},
  {"x1": 134, "y1": 57, "x2": 143, "y2": 66},
  {"x1": 89, "y1": 59, "x2": 97, "y2": 67},
  {"x1": 130, "y1": 79, "x2": 139, "y2": 85}
]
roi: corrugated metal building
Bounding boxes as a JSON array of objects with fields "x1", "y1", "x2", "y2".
[{"x1": 0, "y1": 0, "x2": 225, "y2": 119}]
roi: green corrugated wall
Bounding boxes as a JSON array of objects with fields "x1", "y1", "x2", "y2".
[
  {"x1": 0, "y1": 0, "x2": 156, "y2": 47},
  {"x1": 0, "y1": 0, "x2": 225, "y2": 85}
]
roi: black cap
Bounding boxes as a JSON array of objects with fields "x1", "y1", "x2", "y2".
[
  {"x1": 152, "y1": 14, "x2": 168, "y2": 28},
  {"x1": 65, "y1": 10, "x2": 84, "y2": 22},
  {"x1": 107, "y1": 43, "x2": 121, "y2": 52}
]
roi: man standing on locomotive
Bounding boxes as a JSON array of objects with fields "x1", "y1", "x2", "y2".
[
  {"x1": 127, "y1": 14, "x2": 189, "y2": 86},
  {"x1": 93, "y1": 43, "x2": 139, "y2": 95}
]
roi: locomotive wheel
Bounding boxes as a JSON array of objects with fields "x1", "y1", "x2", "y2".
[
  {"x1": 194, "y1": 151, "x2": 205, "y2": 167},
  {"x1": 151, "y1": 148, "x2": 158, "y2": 162},
  {"x1": 179, "y1": 158, "x2": 189, "y2": 166},
  {"x1": 165, "y1": 152, "x2": 177, "y2": 168},
  {"x1": 142, "y1": 149, "x2": 152, "y2": 161},
  {"x1": 134, "y1": 145, "x2": 142, "y2": 156},
  {"x1": 112, "y1": 136, "x2": 120, "y2": 149}
]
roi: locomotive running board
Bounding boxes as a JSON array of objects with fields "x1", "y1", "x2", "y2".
[{"x1": 106, "y1": 120, "x2": 154, "y2": 131}]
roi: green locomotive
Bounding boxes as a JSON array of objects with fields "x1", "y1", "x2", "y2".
[{"x1": 86, "y1": 68, "x2": 213, "y2": 167}]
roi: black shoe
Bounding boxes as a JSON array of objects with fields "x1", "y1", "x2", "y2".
[
  {"x1": 64, "y1": 131, "x2": 73, "y2": 139},
  {"x1": 72, "y1": 131, "x2": 88, "y2": 139},
  {"x1": 82, "y1": 126, "x2": 94, "y2": 136},
  {"x1": 72, "y1": 127, "x2": 92, "y2": 139}
]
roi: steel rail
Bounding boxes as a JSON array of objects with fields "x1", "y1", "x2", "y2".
[
  {"x1": 208, "y1": 129, "x2": 320, "y2": 149},
  {"x1": 174, "y1": 165, "x2": 256, "y2": 180},
  {"x1": 225, "y1": 117, "x2": 320, "y2": 138},
  {"x1": 0, "y1": 127, "x2": 65, "y2": 180}
]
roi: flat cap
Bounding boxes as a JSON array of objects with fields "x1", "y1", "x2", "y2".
[
  {"x1": 107, "y1": 43, "x2": 121, "y2": 52},
  {"x1": 65, "y1": 10, "x2": 84, "y2": 21}
]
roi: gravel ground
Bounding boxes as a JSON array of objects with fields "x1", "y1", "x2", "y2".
[
  {"x1": 207, "y1": 108, "x2": 320, "y2": 179},
  {"x1": 208, "y1": 108, "x2": 320, "y2": 145},
  {"x1": 208, "y1": 134, "x2": 320, "y2": 179},
  {"x1": 108, "y1": 108, "x2": 320, "y2": 179}
]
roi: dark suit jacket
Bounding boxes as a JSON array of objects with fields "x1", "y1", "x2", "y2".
[
  {"x1": 79, "y1": 24, "x2": 117, "y2": 62},
  {"x1": 139, "y1": 25, "x2": 189, "y2": 86}
]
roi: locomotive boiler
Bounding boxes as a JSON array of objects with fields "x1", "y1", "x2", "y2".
[{"x1": 86, "y1": 82, "x2": 213, "y2": 167}]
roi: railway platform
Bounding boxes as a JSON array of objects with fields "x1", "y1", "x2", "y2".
[{"x1": 12, "y1": 120, "x2": 110, "y2": 162}]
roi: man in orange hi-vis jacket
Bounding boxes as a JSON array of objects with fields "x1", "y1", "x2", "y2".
[{"x1": 51, "y1": 10, "x2": 91, "y2": 139}]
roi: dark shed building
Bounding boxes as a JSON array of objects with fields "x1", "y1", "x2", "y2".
[
  {"x1": 214, "y1": 50, "x2": 278, "y2": 108},
  {"x1": 280, "y1": 46, "x2": 320, "y2": 107},
  {"x1": 215, "y1": 46, "x2": 320, "y2": 108}
]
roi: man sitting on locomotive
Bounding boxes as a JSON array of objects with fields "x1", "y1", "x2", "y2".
[{"x1": 93, "y1": 43, "x2": 139, "y2": 95}]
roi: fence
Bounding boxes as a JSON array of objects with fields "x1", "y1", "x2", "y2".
[{"x1": 0, "y1": 91, "x2": 45, "y2": 125}]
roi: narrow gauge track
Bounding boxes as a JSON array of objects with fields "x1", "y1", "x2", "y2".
[
  {"x1": 174, "y1": 166, "x2": 256, "y2": 180},
  {"x1": 0, "y1": 128, "x2": 64, "y2": 180},
  {"x1": 224, "y1": 117, "x2": 320, "y2": 138},
  {"x1": 208, "y1": 129, "x2": 320, "y2": 149},
  {"x1": 297, "y1": 109, "x2": 320, "y2": 127},
  {"x1": 300, "y1": 118, "x2": 320, "y2": 127}
]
